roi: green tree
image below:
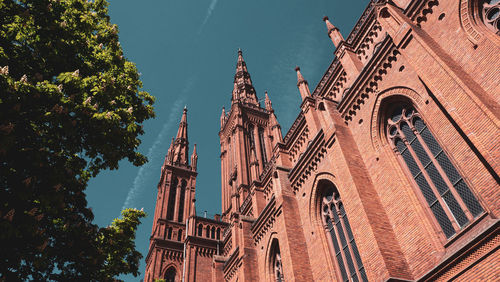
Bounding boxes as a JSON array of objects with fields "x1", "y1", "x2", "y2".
[{"x1": 0, "y1": 0, "x2": 155, "y2": 280}]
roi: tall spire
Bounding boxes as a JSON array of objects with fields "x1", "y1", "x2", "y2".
[
  {"x1": 323, "y1": 16, "x2": 344, "y2": 48},
  {"x1": 295, "y1": 66, "x2": 311, "y2": 101},
  {"x1": 172, "y1": 107, "x2": 190, "y2": 166},
  {"x1": 232, "y1": 49, "x2": 259, "y2": 106}
]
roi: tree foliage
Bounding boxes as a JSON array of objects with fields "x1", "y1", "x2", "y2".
[{"x1": 0, "y1": 0, "x2": 154, "y2": 280}]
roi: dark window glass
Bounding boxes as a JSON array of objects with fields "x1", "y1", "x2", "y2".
[
  {"x1": 387, "y1": 104, "x2": 483, "y2": 239},
  {"x1": 322, "y1": 183, "x2": 367, "y2": 282}
]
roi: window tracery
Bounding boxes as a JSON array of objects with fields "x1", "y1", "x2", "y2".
[
  {"x1": 386, "y1": 104, "x2": 483, "y2": 239},
  {"x1": 272, "y1": 245, "x2": 284, "y2": 282},
  {"x1": 481, "y1": 0, "x2": 500, "y2": 34},
  {"x1": 321, "y1": 182, "x2": 367, "y2": 282}
]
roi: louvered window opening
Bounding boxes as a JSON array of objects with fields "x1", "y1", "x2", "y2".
[
  {"x1": 387, "y1": 105, "x2": 483, "y2": 238},
  {"x1": 178, "y1": 180, "x2": 187, "y2": 222},
  {"x1": 323, "y1": 187, "x2": 368, "y2": 282},
  {"x1": 166, "y1": 178, "x2": 178, "y2": 220}
]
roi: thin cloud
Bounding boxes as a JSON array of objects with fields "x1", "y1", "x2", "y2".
[
  {"x1": 198, "y1": 0, "x2": 218, "y2": 35},
  {"x1": 121, "y1": 78, "x2": 196, "y2": 211}
]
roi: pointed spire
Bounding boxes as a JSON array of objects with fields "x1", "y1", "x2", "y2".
[
  {"x1": 220, "y1": 106, "x2": 226, "y2": 128},
  {"x1": 191, "y1": 144, "x2": 198, "y2": 171},
  {"x1": 232, "y1": 49, "x2": 259, "y2": 106},
  {"x1": 165, "y1": 137, "x2": 175, "y2": 165},
  {"x1": 172, "y1": 107, "x2": 189, "y2": 166},
  {"x1": 323, "y1": 16, "x2": 344, "y2": 48},
  {"x1": 264, "y1": 91, "x2": 273, "y2": 111},
  {"x1": 295, "y1": 67, "x2": 311, "y2": 101}
]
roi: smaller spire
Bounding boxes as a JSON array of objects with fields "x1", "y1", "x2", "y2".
[
  {"x1": 323, "y1": 16, "x2": 344, "y2": 48},
  {"x1": 295, "y1": 66, "x2": 311, "y2": 101},
  {"x1": 220, "y1": 107, "x2": 226, "y2": 128},
  {"x1": 264, "y1": 91, "x2": 273, "y2": 111},
  {"x1": 165, "y1": 138, "x2": 175, "y2": 165},
  {"x1": 191, "y1": 144, "x2": 198, "y2": 171},
  {"x1": 295, "y1": 66, "x2": 307, "y2": 86}
]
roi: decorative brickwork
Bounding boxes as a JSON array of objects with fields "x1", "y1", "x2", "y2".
[{"x1": 144, "y1": 0, "x2": 499, "y2": 281}]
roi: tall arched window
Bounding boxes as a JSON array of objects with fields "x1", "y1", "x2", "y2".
[
  {"x1": 216, "y1": 228, "x2": 221, "y2": 240},
  {"x1": 481, "y1": 0, "x2": 500, "y2": 34},
  {"x1": 166, "y1": 178, "x2": 178, "y2": 220},
  {"x1": 270, "y1": 241, "x2": 284, "y2": 282},
  {"x1": 211, "y1": 226, "x2": 216, "y2": 239},
  {"x1": 167, "y1": 227, "x2": 173, "y2": 240},
  {"x1": 320, "y1": 180, "x2": 367, "y2": 282},
  {"x1": 177, "y1": 229, "x2": 183, "y2": 241},
  {"x1": 164, "y1": 267, "x2": 176, "y2": 282},
  {"x1": 386, "y1": 104, "x2": 483, "y2": 239},
  {"x1": 206, "y1": 225, "x2": 210, "y2": 237}
]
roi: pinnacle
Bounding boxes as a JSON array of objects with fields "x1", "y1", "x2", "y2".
[{"x1": 295, "y1": 66, "x2": 307, "y2": 85}]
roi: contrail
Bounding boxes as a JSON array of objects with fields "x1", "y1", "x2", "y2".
[
  {"x1": 198, "y1": 0, "x2": 218, "y2": 35},
  {"x1": 121, "y1": 78, "x2": 195, "y2": 211}
]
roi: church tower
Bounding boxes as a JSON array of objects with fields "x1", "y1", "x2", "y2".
[
  {"x1": 144, "y1": 107, "x2": 198, "y2": 282},
  {"x1": 219, "y1": 49, "x2": 283, "y2": 220}
]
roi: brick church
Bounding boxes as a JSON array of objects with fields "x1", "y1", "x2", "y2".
[{"x1": 144, "y1": 0, "x2": 500, "y2": 281}]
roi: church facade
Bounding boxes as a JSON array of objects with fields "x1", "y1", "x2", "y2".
[{"x1": 144, "y1": 0, "x2": 500, "y2": 281}]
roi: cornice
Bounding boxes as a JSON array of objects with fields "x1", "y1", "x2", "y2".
[{"x1": 338, "y1": 36, "x2": 397, "y2": 123}]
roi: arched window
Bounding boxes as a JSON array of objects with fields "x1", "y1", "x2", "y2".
[
  {"x1": 177, "y1": 229, "x2": 183, "y2": 241},
  {"x1": 481, "y1": 0, "x2": 500, "y2": 34},
  {"x1": 164, "y1": 267, "x2": 176, "y2": 282},
  {"x1": 386, "y1": 104, "x2": 483, "y2": 239},
  {"x1": 198, "y1": 224, "x2": 203, "y2": 236},
  {"x1": 177, "y1": 180, "x2": 187, "y2": 222},
  {"x1": 216, "y1": 228, "x2": 221, "y2": 240},
  {"x1": 270, "y1": 241, "x2": 284, "y2": 282},
  {"x1": 211, "y1": 226, "x2": 216, "y2": 239},
  {"x1": 206, "y1": 225, "x2": 210, "y2": 237},
  {"x1": 320, "y1": 181, "x2": 367, "y2": 282},
  {"x1": 166, "y1": 178, "x2": 178, "y2": 220}
]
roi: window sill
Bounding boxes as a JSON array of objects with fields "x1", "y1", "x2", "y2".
[{"x1": 444, "y1": 212, "x2": 489, "y2": 249}]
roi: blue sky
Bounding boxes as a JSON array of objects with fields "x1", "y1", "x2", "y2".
[{"x1": 85, "y1": 1, "x2": 369, "y2": 280}]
